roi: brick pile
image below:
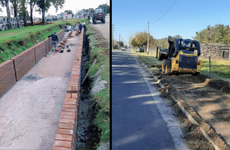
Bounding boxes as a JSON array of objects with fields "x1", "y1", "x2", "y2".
[
  {"x1": 52, "y1": 28, "x2": 84, "y2": 150},
  {"x1": 0, "y1": 60, "x2": 16, "y2": 97}
]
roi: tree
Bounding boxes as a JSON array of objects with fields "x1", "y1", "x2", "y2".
[
  {"x1": 194, "y1": 24, "x2": 230, "y2": 44},
  {"x1": 131, "y1": 38, "x2": 138, "y2": 47},
  {"x1": 98, "y1": 4, "x2": 110, "y2": 14},
  {"x1": 29, "y1": 0, "x2": 37, "y2": 26},
  {"x1": 117, "y1": 41, "x2": 124, "y2": 47},
  {"x1": 64, "y1": 9, "x2": 72, "y2": 14},
  {"x1": 20, "y1": 0, "x2": 27, "y2": 27},
  {"x1": 10, "y1": 0, "x2": 20, "y2": 17},
  {"x1": 0, "y1": 0, "x2": 11, "y2": 21},
  {"x1": 36, "y1": 0, "x2": 64, "y2": 25},
  {"x1": 173, "y1": 35, "x2": 182, "y2": 39}
]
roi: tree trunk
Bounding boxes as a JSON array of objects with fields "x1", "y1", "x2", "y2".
[
  {"x1": 30, "y1": 3, "x2": 34, "y2": 26},
  {"x1": 13, "y1": 4, "x2": 17, "y2": 17},
  {"x1": 22, "y1": 0, "x2": 27, "y2": 27},
  {"x1": 42, "y1": 8, "x2": 45, "y2": 25},
  {"x1": 6, "y1": 0, "x2": 11, "y2": 27}
]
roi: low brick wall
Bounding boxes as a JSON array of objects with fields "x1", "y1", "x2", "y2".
[
  {"x1": 0, "y1": 60, "x2": 16, "y2": 97},
  {"x1": 34, "y1": 41, "x2": 46, "y2": 64},
  {"x1": 11, "y1": 47, "x2": 35, "y2": 81},
  {"x1": 0, "y1": 29, "x2": 65, "y2": 98},
  {"x1": 57, "y1": 30, "x2": 64, "y2": 42},
  {"x1": 52, "y1": 28, "x2": 84, "y2": 150}
]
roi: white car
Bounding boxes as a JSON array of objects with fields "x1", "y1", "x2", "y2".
[{"x1": 121, "y1": 47, "x2": 126, "y2": 51}]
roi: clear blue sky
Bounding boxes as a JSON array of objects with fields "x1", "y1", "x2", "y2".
[{"x1": 112, "y1": 0, "x2": 230, "y2": 45}]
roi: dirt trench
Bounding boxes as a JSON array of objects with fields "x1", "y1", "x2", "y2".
[
  {"x1": 155, "y1": 69, "x2": 230, "y2": 149},
  {"x1": 75, "y1": 30, "x2": 99, "y2": 149}
]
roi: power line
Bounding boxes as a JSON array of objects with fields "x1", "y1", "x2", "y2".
[
  {"x1": 150, "y1": 0, "x2": 179, "y2": 23},
  {"x1": 150, "y1": 0, "x2": 172, "y2": 23}
]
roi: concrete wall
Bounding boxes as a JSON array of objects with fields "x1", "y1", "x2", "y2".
[{"x1": 0, "y1": 30, "x2": 65, "y2": 97}]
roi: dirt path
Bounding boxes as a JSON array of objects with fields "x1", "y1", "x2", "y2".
[
  {"x1": 0, "y1": 31, "x2": 80, "y2": 149},
  {"x1": 157, "y1": 72, "x2": 230, "y2": 149},
  {"x1": 92, "y1": 14, "x2": 110, "y2": 43}
]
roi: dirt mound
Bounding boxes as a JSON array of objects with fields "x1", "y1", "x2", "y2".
[
  {"x1": 176, "y1": 74, "x2": 208, "y2": 83},
  {"x1": 151, "y1": 64, "x2": 161, "y2": 68},
  {"x1": 207, "y1": 79, "x2": 230, "y2": 94}
]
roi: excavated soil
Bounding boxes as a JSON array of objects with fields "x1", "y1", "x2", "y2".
[
  {"x1": 75, "y1": 31, "x2": 100, "y2": 149},
  {"x1": 156, "y1": 70, "x2": 230, "y2": 149}
]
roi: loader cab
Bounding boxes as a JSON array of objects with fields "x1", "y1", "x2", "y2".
[
  {"x1": 179, "y1": 39, "x2": 201, "y2": 56},
  {"x1": 167, "y1": 37, "x2": 201, "y2": 58}
]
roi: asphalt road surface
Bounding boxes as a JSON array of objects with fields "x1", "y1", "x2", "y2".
[{"x1": 112, "y1": 49, "x2": 187, "y2": 150}]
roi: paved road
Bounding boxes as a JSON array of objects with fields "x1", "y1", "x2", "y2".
[
  {"x1": 112, "y1": 50, "x2": 177, "y2": 149},
  {"x1": 0, "y1": 31, "x2": 79, "y2": 149},
  {"x1": 91, "y1": 14, "x2": 110, "y2": 43}
]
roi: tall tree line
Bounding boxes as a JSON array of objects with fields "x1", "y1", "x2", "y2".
[
  {"x1": 194, "y1": 24, "x2": 230, "y2": 44},
  {"x1": 0, "y1": 0, "x2": 64, "y2": 25}
]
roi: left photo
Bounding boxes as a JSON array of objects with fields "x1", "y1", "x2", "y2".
[{"x1": 0, "y1": 0, "x2": 110, "y2": 149}]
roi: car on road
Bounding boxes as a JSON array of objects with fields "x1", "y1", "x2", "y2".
[
  {"x1": 136, "y1": 48, "x2": 144, "y2": 52},
  {"x1": 121, "y1": 47, "x2": 126, "y2": 51},
  {"x1": 93, "y1": 8, "x2": 105, "y2": 24}
]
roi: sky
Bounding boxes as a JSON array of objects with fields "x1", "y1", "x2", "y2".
[
  {"x1": 0, "y1": 0, "x2": 109, "y2": 17},
  {"x1": 112, "y1": 0, "x2": 230, "y2": 45}
]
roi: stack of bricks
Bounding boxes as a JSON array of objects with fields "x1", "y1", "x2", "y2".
[
  {"x1": 0, "y1": 60, "x2": 16, "y2": 97},
  {"x1": 0, "y1": 30, "x2": 65, "y2": 98},
  {"x1": 52, "y1": 28, "x2": 84, "y2": 150},
  {"x1": 11, "y1": 47, "x2": 35, "y2": 81}
]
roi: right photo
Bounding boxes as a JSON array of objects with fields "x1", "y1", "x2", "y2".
[{"x1": 112, "y1": 0, "x2": 230, "y2": 150}]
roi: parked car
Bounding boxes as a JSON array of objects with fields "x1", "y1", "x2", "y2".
[
  {"x1": 92, "y1": 8, "x2": 105, "y2": 24},
  {"x1": 136, "y1": 48, "x2": 144, "y2": 52}
]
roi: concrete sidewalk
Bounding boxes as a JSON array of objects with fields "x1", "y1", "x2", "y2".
[{"x1": 0, "y1": 31, "x2": 80, "y2": 149}]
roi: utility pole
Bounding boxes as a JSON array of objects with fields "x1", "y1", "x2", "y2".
[
  {"x1": 119, "y1": 34, "x2": 121, "y2": 49},
  {"x1": 112, "y1": 24, "x2": 114, "y2": 50},
  {"x1": 147, "y1": 21, "x2": 149, "y2": 55}
]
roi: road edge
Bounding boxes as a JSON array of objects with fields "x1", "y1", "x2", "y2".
[{"x1": 132, "y1": 51, "x2": 230, "y2": 150}]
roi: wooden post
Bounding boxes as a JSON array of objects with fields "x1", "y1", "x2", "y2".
[
  {"x1": 209, "y1": 56, "x2": 212, "y2": 79},
  {"x1": 156, "y1": 47, "x2": 159, "y2": 58}
]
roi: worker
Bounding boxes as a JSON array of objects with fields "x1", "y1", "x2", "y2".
[
  {"x1": 77, "y1": 22, "x2": 83, "y2": 34},
  {"x1": 48, "y1": 32, "x2": 58, "y2": 51}
]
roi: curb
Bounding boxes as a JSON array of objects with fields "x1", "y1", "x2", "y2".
[
  {"x1": 52, "y1": 29, "x2": 84, "y2": 150},
  {"x1": 133, "y1": 51, "x2": 230, "y2": 150}
]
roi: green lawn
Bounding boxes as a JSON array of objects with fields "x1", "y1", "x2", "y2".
[
  {"x1": 133, "y1": 50, "x2": 230, "y2": 83},
  {"x1": 132, "y1": 49, "x2": 162, "y2": 74},
  {"x1": 0, "y1": 19, "x2": 85, "y2": 44},
  {"x1": 0, "y1": 19, "x2": 86, "y2": 63},
  {"x1": 200, "y1": 58, "x2": 230, "y2": 82}
]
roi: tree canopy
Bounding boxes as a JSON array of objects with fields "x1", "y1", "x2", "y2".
[
  {"x1": 194, "y1": 24, "x2": 230, "y2": 44},
  {"x1": 64, "y1": 9, "x2": 72, "y2": 14},
  {"x1": 36, "y1": 0, "x2": 64, "y2": 24},
  {"x1": 130, "y1": 31, "x2": 154, "y2": 48}
]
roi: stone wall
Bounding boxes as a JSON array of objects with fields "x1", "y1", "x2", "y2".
[{"x1": 200, "y1": 43, "x2": 230, "y2": 59}]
